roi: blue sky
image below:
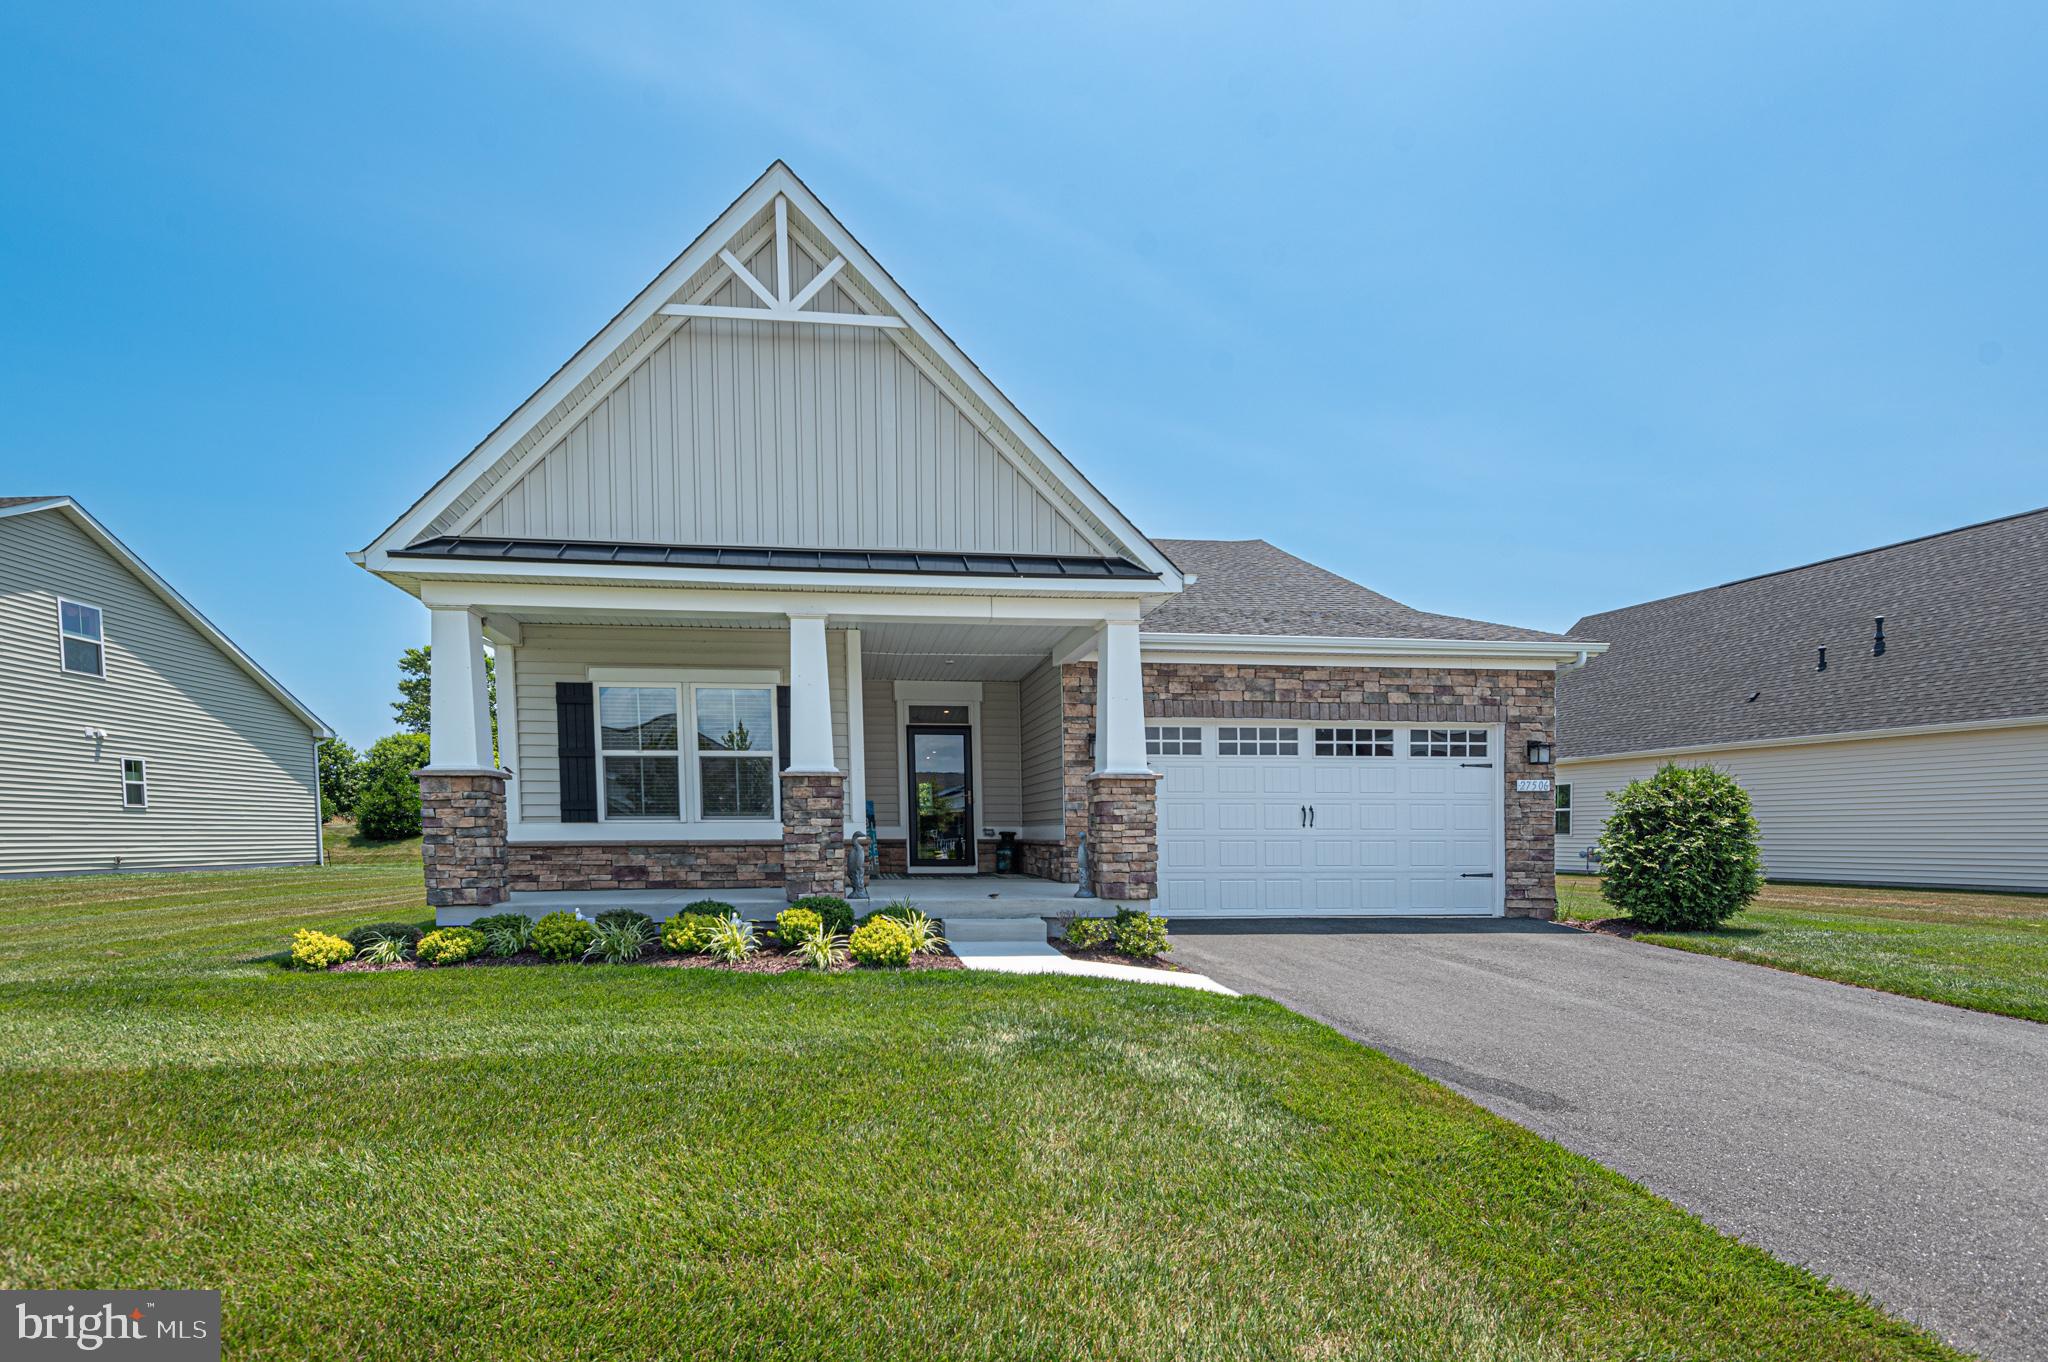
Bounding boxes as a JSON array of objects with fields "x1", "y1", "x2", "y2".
[{"x1": 3, "y1": 2, "x2": 2043, "y2": 748}]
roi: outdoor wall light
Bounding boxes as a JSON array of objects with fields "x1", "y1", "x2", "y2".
[{"x1": 1526, "y1": 738, "x2": 1553, "y2": 766}]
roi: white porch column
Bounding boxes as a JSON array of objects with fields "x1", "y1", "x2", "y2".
[
  {"x1": 785, "y1": 612, "x2": 839, "y2": 774},
  {"x1": 428, "y1": 606, "x2": 495, "y2": 770},
  {"x1": 843, "y1": 627, "x2": 867, "y2": 833},
  {"x1": 1093, "y1": 618, "x2": 1150, "y2": 775}
]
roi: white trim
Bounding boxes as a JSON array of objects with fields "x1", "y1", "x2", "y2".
[
  {"x1": 586, "y1": 667, "x2": 781, "y2": 828},
  {"x1": 843, "y1": 628, "x2": 866, "y2": 837},
  {"x1": 359, "y1": 163, "x2": 1181, "y2": 585},
  {"x1": 381, "y1": 556, "x2": 1172, "y2": 602},
  {"x1": 893, "y1": 680, "x2": 985, "y2": 873},
  {"x1": 1554, "y1": 780, "x2": 1573, "y2": 838},
  {"x1": 496, "y1": 642, "x2": 521, "y2": 826},
  {"x1": 56, "y1": 595, "x2": 106, "y2": 678},
  {"x1": 0, "y1": 499, "x2": 330, "y2": 736},
  {"x1": 417, "y1": 580, "x2": 1149, "y2": 623},
  {"x1": 311, "y1": 735, "x2": 326, "y2": 865},
  {"x1": 657, "y1": 302, "x2": 907, "y2": 329},
  {"x1": 120, "y1": 756, "x2": 148, "y2": 810},
  {"x1": 1557, "y1": 712, "x2": 2048, "y2": 766},
  {"x1": 783, "y1": 612, "x2": 839, "y2": 774},
  {"x1": 1140, "y1": 632, "x2": 1605, "y2": 667}
]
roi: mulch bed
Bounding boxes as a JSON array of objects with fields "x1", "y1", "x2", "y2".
[
  {"x1": 331, "y1": 946, "x2": 962, "y2": 974},
  {"x1": 1563, "y1": 917, "x2": 1645, "y2": 939},
  {"x1": 1048, "y1": 940, "x2": 1182, "y2": 972}
]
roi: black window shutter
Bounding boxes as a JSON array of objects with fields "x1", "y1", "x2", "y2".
[
  {"x1": 775, "y1": 685, "x2": 792, "y2": 773},
  {"x1": 556, "y1": 682, "x2": 598, "y2": 823}
]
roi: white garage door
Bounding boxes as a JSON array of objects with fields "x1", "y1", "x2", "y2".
[{"x1": 1151, "y1": 723, "x2": 1503, "y2": 916}]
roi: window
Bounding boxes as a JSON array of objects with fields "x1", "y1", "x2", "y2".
[
  {"x1": 121, "y1": 758, "x2": 147, "y2": 809},
  {"x1": 1555, "y1": 783, "x2": 1572, "y2": 836},
  {"x1": 599, "y1": 685, "x2": 681, "y2": 819},
  {"x1": 59, "y1": 599, "x2": 104, "y2": 676},
  {"x1": 1216, "y1": 726, "x2": 1298, "y2": 757},
  {"x1": 1145, "y1": 725, "x2": 1202, "y2": 757},
  {"x1": 1315, "y1": 727, "x2": 1394, "y2": 757},
  {"x1": 694, "y1": 685, "x2": 775, "y2": 819},
  {"x1": 1408, "y1": 728, "x2": 1488, "y2": 758}
]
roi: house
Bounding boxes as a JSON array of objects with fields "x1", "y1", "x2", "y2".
[
  {"x1": 353, "y1": 163, "x2": 1596, "y2": 924},
  {"x1": 0, "y1": 496, "x2": 331, "y2": 875},
  {"x1": 1556, "y1": 507, "x2": 2048, "y2": 891}
]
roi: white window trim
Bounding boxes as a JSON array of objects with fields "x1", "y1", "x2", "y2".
[
  {"x1": 1555, "y1": 781, "x2": 1573, "y2": 837},
  {"x1": 587, "y1": 667, "x2": 781, "y2": 834},
  {"x1": 121, "y1": 757, "x2": 148, "y2": 809},
  {"x1": 57, "y1": 596, "x2": 106, "y2": 678}
]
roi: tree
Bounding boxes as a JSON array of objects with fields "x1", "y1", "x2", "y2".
[
  {"x1": 1595, "y1": 764, "x2": 1765, "y2": 930},
  {"x1": 394, "y1": 645, "x2": 498, "y2": 758},
  {"x1": 353, "y1": 733, "x2": 433, "y2": 841},
  {"x1": 316, "y1": 738, "x2": 361, "y2": 820}
]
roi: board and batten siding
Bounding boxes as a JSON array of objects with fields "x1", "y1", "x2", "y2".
[
  {"x1": 0, "y1": 511, "x2": 321, "y2": 874},
  {"x1": 1020, "y1": 659, "x2": 1063, "y2": 834},
  {"x1": 858, "y1": 677, "x2": 1025, "y2": 835},
  {"x1": 459, "y1": 238, "x2": 1098, "y2": 556},
  {"x1": 511, "y1": 624, "x2": 850, "y2": 824},
  {"x1": 1555, "y1": 721, "x2": 2048, "y2": 891}
]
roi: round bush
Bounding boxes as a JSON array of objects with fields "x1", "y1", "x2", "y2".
[
  {"x1": 791, "y1": 895, "x2": 854, "y2": 936},
  {"x1": 849, "y1": 916, "x2": 915, "y2": 968},
  {"x1": 774, "y1": 907, "x2": 823, "y2": 948},
  {"x1": 416, "y1": 927, "x2": 486, "y2": 965},
  {"x1": 1063, "y1": 917, "x2": 1112, "y2": 950},
  {"x1": 289, "y1": 929, "x2": 352, "y2": 971},
  {"x1": 342, "y1": 921, "x2": 426, "y2": 950},
  {"x1": 1109, "y1": 910, "x2": 1171, "y2": 958},
  {"x1": 531, "y1": 912, "x2": 596, "y2": 962},
  {"x1": 1594, "y1": 763, "x2": 1764, "y2": 930},
  {"x1": 661, "y1": 911, "x2": 723, "y2": 954},
  {"x1": 594, "y1": 908, "x2": 655, "y2": 932}
]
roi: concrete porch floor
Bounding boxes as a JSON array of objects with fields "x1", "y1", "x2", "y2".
[{"x1": 472, "y1": 874, "x2": 1103, "y2": 925}]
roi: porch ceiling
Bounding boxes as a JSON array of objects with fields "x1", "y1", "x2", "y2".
[{"x1": 859, "y1": 621, "x2": 1073, "y2": 680}]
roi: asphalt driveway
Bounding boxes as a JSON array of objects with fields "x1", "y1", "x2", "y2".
[{"x1": 1171, "y1": 918, "x2": 2048, "y2": 1362}]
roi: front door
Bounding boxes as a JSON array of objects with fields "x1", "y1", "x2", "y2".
[{"x1": 907, "y1": 725, "x2": 976, "y2": 869}]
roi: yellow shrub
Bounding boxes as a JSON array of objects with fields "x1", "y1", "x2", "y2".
[{"x1": 289, "y1": 929, "x2": 353, "y2": 971}]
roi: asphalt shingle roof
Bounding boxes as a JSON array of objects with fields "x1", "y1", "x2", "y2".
[
  {"x1": 1144, "y1": 538, "x2": 1570, "y2": 643},
  {"x1": 1559, "y1": 506, "x2": 2048, "y2": 760},
  {"x1": 0, "y1": 496, "x2": 59, "y2": 508}
]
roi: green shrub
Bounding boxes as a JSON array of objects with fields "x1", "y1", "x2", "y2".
[
  {"x1": 354, "y1": 930, "x2": 414, "y2": 964},
  {"x1": 416, "y1": 927, "x2": 486, "y2": 965},
  {"x1": 791, "y1": 895, "x2": 854, "y2": 935},
  {"x1": 1063, "y1": 916, "x2": 1112, "y2": 951},
  {"x1": 531, "y1": 912, "x2": 595, "y2": 963},
  {"x1": 796, "y1": 930, "x2": 848, "y2": 971},
  {"x1": 584, "y1": 917, "x2": 656, "y2": 964},
  {"x1": 774, "y1": 907, "x2": 824, "y2": 949},
  {"x1": 353, "y1": 733, "x2": 432, "y2": 840},
  {"x1": 890, "y1": 908, "x2": 946, "y2": 957},
  {"x1": 1109, "y1": 909, "x2": 1171, "y2": 959},
  {"x1": 471, "y1": 913, "x2": 532, "y2": 958},
  {"x1": 343, "y1": 921, "x2": 425, "y2": 951},
  {"x1": 661, "y1": 912, "x2": 722, "y2": 954},
  {"x1": 317, "y1": 737, "x2": 362, "y2": 818},
  {"x1": 1596, "y1": 764, "x2": 1765, "y2": 930},
  {"x1": 595, "y1": 908, "x2": 655, "y2": 932},
  {"x1": 849, "y1": 916, "x2": 915, "y2": 968},
  {"x1": 703, "y1": 915, "x2": 759, "y2": 964},
  {"x1": 289, "y1": 929, "x2": 352, "y2": 971}
]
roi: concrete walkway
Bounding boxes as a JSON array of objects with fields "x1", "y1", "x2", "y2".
[
  {"x1": 1170, "y1": 918, "x2": 2048, "y2": 1362},
  {"x1": 948, "y1": 917, "x2": 1235, "y2": 994}
]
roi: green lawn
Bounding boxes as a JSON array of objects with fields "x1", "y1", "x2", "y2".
[
  {"x1": 1559, "y1": 874, "x2": 2048, "y2": 1023},
  {"x1": 0, "y1": 855, "x2": 1965, "y2": 1361}
]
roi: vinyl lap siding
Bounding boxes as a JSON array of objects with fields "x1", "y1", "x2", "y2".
[
  {"x1": 861, "y1": 676, "x2": 898, "y2": 830},
  {"x1": 513, "y1": 624, "x2": 850, "y2": 824},
  {"x1": 1020, "y1": 660, "x2": 1062, "y2": 832},
  {"x1": 0, "y1": 512, "x2": 320, "y2": 874},
  {"x1": 1555, "y1": 722, "x2": 2048, "y2": 891}
]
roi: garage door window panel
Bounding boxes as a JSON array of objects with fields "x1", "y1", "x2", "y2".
[
  {"x1": 1409, "y1": 728, "x2": 1488, "y2": 758},
  {"x1": 1315, "y1": 727, "x2": 1393, "y2": 758},
  {"x1": 1218, "y1": 726, "x2": 1298, "y2": 756}
]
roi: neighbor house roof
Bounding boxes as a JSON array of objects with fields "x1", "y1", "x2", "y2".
[
  {"x1": 1559, "y1": 506, "x2": 2048, "y2": 761},
  {"x1": 0, "y1": 496, "x2": 332, "y2": 737},
  {"x1": 1144, "y1": 539, "x2": 1574, "y2": 644}
]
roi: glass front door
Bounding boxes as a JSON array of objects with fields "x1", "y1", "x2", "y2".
[{"x1": 907, "y1": 725, "x2": 975, "y2": 868}]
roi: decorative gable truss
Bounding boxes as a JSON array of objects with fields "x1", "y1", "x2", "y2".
[{"x1": 361, "y1": 164, "x2": 1181, "y2": 584}]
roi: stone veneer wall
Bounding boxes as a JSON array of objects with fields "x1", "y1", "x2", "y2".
[
  {"x1": 506, "y1": 841, "x2": 781, "y2": 893},
  {"x1": 874, "y1": 839, "x2": 997, "y2": 875},
  {"x1": 780, "y1": 771, "x2": 847, "y2": 900},
  {"x1": 418, "y1": 772, "x2": 510, "y2": 908},
  {"x1": 1086, "y1": 773, "x2": 1160, "y2": 901}
]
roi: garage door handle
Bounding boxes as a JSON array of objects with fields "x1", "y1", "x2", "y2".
[
  {"x1": 1308, "y1": 805, "x2": 1315, "y2": 827},
  {"x1": 1299, "y1": 804, "x2": 1307, "y2": 827},
  {"x1": 1460, "y1": 762, "x2": 1493, "y2": 768},
  {"x1": 1461, "y1": 872, "x2": 1495, "y2": 878}
]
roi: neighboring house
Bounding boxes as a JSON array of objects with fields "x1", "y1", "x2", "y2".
[
  {"x1": 1556, "y1": 507, "x2": 2048, "y2": 891},
  {"x1": 0, "y1": 496, "x2": 331, "y2": 875},
  {"x1": 354, "y1": 163, "x2": 1595, "y2": 923}
]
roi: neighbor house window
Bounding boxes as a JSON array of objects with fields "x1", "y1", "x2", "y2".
[
  {"x1": 694, "y1": 685, "x2": 775, "y2": 819},
  {"x1": 1555, "y1": 783, "x2": 1572, "y2": 836},
  {"x1": 1217, "y1": 726, "x2": 1297, "y2": 757},
  {"x1": 59, "y1": 599, "x2": 104, "y2": 676},
  {"x1": 1408, "y1": 728, "x2": 1488, "y2": 758},
  {"x1": 598, "y1": 685, "x2": 680, "y2": 819},
  {"x1": 1315, "y1": 727, "x2": 1394, "y2": 757},
  {"x1": 1146, "y1": 725, "x2": 1202, "y2": 756},
  {"x1": 121, "y1": 758, "x2": 147, "y2": 809}
]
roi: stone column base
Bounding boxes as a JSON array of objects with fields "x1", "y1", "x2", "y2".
[
  {"x1": 417, "y1": 769, "x2": 509, "y2": 909},
  {"x1": 1086, "y1": 771, "x2": 1160, "y2": 902},
  {"x1": 780, "y1": 771, "x2": 847, "y2": 901}
]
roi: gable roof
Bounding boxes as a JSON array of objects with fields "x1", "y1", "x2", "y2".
[
  {"x1": 1559, "y1": 506, "x2": 2048, "y2": 760},
  {"x1": 1144, "y1": 539, "x2": 1575, "y2": 644},
  {"x1": 0, "y1": 497, "x2": 331, "y2": 737},
  {"x1": 357, "y1": 162, "x2": 1182, "y2": 591}
]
